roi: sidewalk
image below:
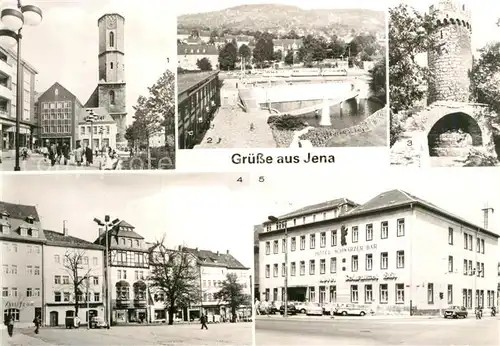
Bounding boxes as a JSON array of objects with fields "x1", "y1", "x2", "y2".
[{"x1": 1, "y1": 330, "x2": 56, "y2": 346}]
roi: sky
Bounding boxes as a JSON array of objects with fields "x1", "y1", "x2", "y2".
[
  {"x1": 0, "y1": 0, "x2": 176, "y2": 125},
  {"x1": 389, "y1": 0, "x2": 500, "y2": 53},
  {"x1": 0, "y1": 173, "x2": 254, "y2": 268},
  {"x1": 251, "y1": 168, "x2": 500, "y2": 234},
  {"x1": 177, "y1": 0, "x2": 388, "y2": 15}
]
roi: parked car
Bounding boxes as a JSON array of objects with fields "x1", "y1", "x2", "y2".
[
  {"x1": 322, "y1": 303, "x2": 336, "y2": 315},
  {"x1": 90, "y1": 316, "x2": 108, "y2": 329},
  {"x1": 294, "y1": 302, "x2": 309, "y2": 314},
  {"x1": 335, "y1": 304, "x2": 372, "y2": 316},
  {"x1": 444, "y1": 306, "x2": 468, "y2": 319},
  {"x1": 270, "y1": 301, "x2": 282, "y2": 314},
  {"x1": 279, "y1": 303, "x2": 298, "y2": 315},
  {"x1": 305, "y1": 302, "x2": 324, "y2": 316}
]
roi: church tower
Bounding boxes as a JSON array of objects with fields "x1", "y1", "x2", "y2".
[
  {"x1": 97, "y1": 13, "x2": 127, "y2": 143},
  {"x1": 427, "y1": 0, "x2": 473, "y2": 104}
]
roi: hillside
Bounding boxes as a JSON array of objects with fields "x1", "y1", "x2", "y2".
[{"x1": 178, "y1": 4, "x2": 386, "y2": 36}]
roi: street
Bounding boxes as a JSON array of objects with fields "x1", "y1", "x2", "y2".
[
  {"x1": 2, "y1": 322, "x2": 252, "y2": 346},
  {"x1": 0, "y1": 154, "x2": 99, "y2": 171},
  {"x1": 256, "y1": 315, "x2": 500, "y2": 345}
]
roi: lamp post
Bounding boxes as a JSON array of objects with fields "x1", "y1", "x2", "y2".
[
  {"x1": 0, "y1": 1, "x2": 42, "y2": 171},
  {"x1": 85, "y1": 109, "x2": 97, "y2": 152},
  {"x1": 268, "y1": 215, "x2": 288, "y2": 318},
  {"x1": 93, "y1": 216, "x2": 120, "y2": 329},
  {"x1": 99, "y1": 126, "x2": 104, "y2": 154},
  {"x1": 85, "y1": 275, "x2": 90, "y2": 329}
]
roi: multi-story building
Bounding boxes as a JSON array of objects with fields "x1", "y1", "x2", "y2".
[
  {"x1": 0, "y1": 201, "x2": 45, "y2": 325},
  {"x1": 43, "y1": 229, "x2": 105, "y2": 327},
  {"x1": 254, "y1": 225, "x2": 263, "y2": 299},
  {"x1": 93, "y1": 220, "x2": 150, "y2": 324},
  {"x1": 272, "y1": 39, "x2": 304, "y2": 54},
  {"x1": 84, "y1": 13, "x2": 127, "y2": 145},
  {"x1": 177, "y1": 44, "x2": 219, "y2": 71},
  {"x1": 259, "y1": 190, "x2": 499, "y2": 315},
  {"x1": 177, "y1": 71, "x2": 220, "y2": 149},
  {"x1": 37, "y1": 82, "x2": 84, "y2": 150},
  {"x1": 0, "y1": 46, "x2": 38, "y2": 153},
  {"x1": 76, "y1": 106, "x2": 117, "y2": 151}
]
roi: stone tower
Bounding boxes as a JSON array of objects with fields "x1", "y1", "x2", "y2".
[
  {"x1": 427, "y1": 0, "x2": 473, "y2": 104},
  {"x1": 97, "y1": 13, "x2": 127, "y2": 143}
]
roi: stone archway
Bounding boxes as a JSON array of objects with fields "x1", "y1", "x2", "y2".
[{"x1": 427, "y1": 112, "x2": 483, "y2": 156}]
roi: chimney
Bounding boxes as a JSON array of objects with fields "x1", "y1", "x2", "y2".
[
  {"x1": 216, "y1": 251, "x2": 219, "y2": 256},
  {"x1": 195, "y1": 247, "x2": 198, "y2": 251},
  {"x1": 226, "y1": 250, "x2": 229, "y2": 255},
  {"x1": 178, "y1": 245, "x2": 181, "y2": 251},
  {"x1": 63, "y1": 220, "x2": 68, "y2": 236},
  {"x1": 481, "y1": 205, "x2": 494, "y2": 229}
]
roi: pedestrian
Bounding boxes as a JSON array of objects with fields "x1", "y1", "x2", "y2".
[
  {"x1": 4, "y1": 312, "x2": 14, "y2": 337},
  {"x1": 49, "y1": 143, "x2": 57, "y2": 166},
  {"x1": 85, "y1": 145, "x2": 93, "y2": 166},
  {"x1": 56, "y1": 143, "x2": 62, "y2": 164},
  {"x1": 200, "y1": 313, "x2": 208, "y2": 330},
  {"x1": 255, "y1": 299, "x2": 260, "y2": 316},
  {"x1": 33, "y1": 315, "x2": 41, "y2": 334},
  {"x1": 75, "y1": 144, "x2": 83, "y2": 166}
]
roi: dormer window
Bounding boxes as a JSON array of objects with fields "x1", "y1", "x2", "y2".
[
  {"x1": 26, "y1": 216, "x2": 34, "y2": 224},
  {"x1": 1, "y1": 223, "x2": 10, "y2": 234},
  {"x1": 31, "y1": 229, "x2": 39, "y2": 238},
  {"x1": 20, "y1": 227, "x2": 28, "y2": 236},
  {"x1": 1, "y1": 211, "x2": 9, "y2": 220}
]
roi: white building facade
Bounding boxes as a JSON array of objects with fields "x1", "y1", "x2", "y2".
[{"x1": 259, "y1": 190, "x2": 499, "y2": 315}]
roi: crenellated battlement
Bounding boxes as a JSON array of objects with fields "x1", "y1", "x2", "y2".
[{"x1": 429, "y1": 0, "x2": 472, "y2": 32}]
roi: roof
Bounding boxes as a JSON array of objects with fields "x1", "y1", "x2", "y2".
[
  {"x1": 44, "y1": 230, "x2": 105, "y2": 250},
  {"x1": 0, "y1": 201, "x2": 40, "y2": 221},
  {"x1": 177, "y1": 71, "x2": 219, "y2": 95},
  {"x1": 77, "y1": 107, "x2": 115, "y2": 125},
  {"x1": 97, "y1": 13, "x2": 125, "y2": 23},
  {"x1": 37, "y1": 82, "x2": 82, "y2": 104},
  {"x1": 270, "y1": 198, "x2": 358, "y2": 222},
  {"x1": 94, "y1": 220, "x2": 144, "y2": 244},
  {"x1": 273, "y1": 39, "x2": 304, "y2": 46},
  {"x1": 184, "y1": 247, "x2": 248, "y2": 270},
  {"x1": 177, "y1": 44, "x2": 218, "y2": 56}
]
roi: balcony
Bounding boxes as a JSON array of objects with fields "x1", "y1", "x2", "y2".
[
  {"x1": 134, "y1": 298, "x2": 147, "y2": 308},
  {"x1": 116, "y1": 298, "x2": 131, "y2": 308},
  {"x1": 0, "y1": 83, "x2": 11, "y2": 101},
  {"x1": 0, "y1": 59, "x2": 12, "y2": 77}
]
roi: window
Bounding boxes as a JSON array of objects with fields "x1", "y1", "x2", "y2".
[
  {"x1": 380, "y1": 284, "x2": 388, "y2": 303},
  {"x1": 448, "y1": 227, "x2": 453, "y2": 245},
  {"x1": 480, "y1": 239, "x2": 485, "y2": 254},
  {"x1": 11, "y1": 265, "x2": 16, "y2": 274},
  {"x1": 468, "y1": 234, "x2": 472, "y2": 250},
  {"x1": 366, "y1": 224, "x2": 373, "y2": 241},
  {"x1": 281, "y1": 263, "x2": 285, "y2": 277},
  {"x1": 309, "y1": 287, "x2": 315, "y2": 302},
  {"x1": 265, "y1": 265, "x2": 270, "y2": 278},
  {"x1": 468, "y1": 260, "x2": 472, "y2": 274},
  {"x1": 273, "y1": 264, "x2": 278, "y2": 277},
  {"x1": 464, "y1": 233, "x2": 468, "y2": 249},
  {"x1": 291, "y1": 237, "x2": 296, "y2": 251},
  {"x1": 310, "y1": 234, "x2": 316, "y2": 249},
  {"x1": 448, "y1": 256, "x2": 453, "y2": 272},
  {"x1": 54, "y1": 275, "x2": 61, "y2": 284},
  {"x1": 320, "y1": 232, "x2": 326, "y2": 247},
  {"x1": 381, "y1": 221, "x2": 388, "y2": 239},
  {"x1": 11, "y1": 288, "x2": 17, "y2": 297},
  {"x1": 109, "y1": 90, "x2": 116, "y2": 105},
  {"x1": 480, "y1": 263, "x2": 484, "y2": 277},
  {"x1": 351, "y1": 255, "x2": 358, "y2": 272},
  {"x1": 396, "y1": 251, "x2": 405, "y2": 268},
  {"x1": 350, "y1": 285, "x2": 359, "y2": 303},
  {"x1": 83, "y1": 256, "x2": 89, "y2": 265},
  {"x1": 12, "y1": 244, "x2": 17, "y2": 252},
  {"x1": 365, "y1": 284, "x2": 373, "y2": 303},
  {"x1": 109, "y1": 31, "x2": 114, "y2": 47},
  {"x1": 26, "y1": 265, "x2": 33, "y2": 275},
  {"x1": 396, "y1": 284, "x2": 405, "y2": 303},
  {"x1": 2, "y1": 287, "x2": 8, "y2": 297},
  {"x1": 476, "y1": 238, "x2": 480, "y2": 253},
  {"x1": 320, "y1": 259, "x2": 326, "y2": 274},
  {"x1": 64, "y1": 292, "x2": 70, "y2": 302},
  {"x1": 427, "y1": 283, "x2": 434, "y2": 304},
  {"x1": 300, "y1": 261, "x2": 305, "y2": 275},
  {"x1": 463, "y1": 259, "x2": 468, "y2": 275},
  {"x1": 380, "y1": 252, "x2": 388, "y2": 269},
  {"x1": 117, "y1": 270, "x2": 122, "y2": 280},
  {"x1": 309, "y1": 260, "x2": 316, "y2": 275},
  {"x1": 265, "y1": 241, "x2": 270, "y2": 255},
  {"x1": 2, "y1": 265, "x2": 8, "y2": 274},
  {"x1": 291, "y1": 262, "x2": 296, "y2": 276},
  {"x1": 4, "y1": 309, "x2": 20, "y2": 322},
  {"x1": 352, "y1": 226, "x2": 358, "y2": 243},
  {"x1": 330, "y1": 257, "x2": 337, "y2": 273},
  {"x1": 273, "y1": 240, "x2": 278, "y2": 254},
  {"x1": 331, "y1": 230, "x2": 337, "y2": 246},
  {"x1": 34, "y1": 266, "x2": 40, "y2": 275},
  {"x1": 300, "y1": 236, "x2": 305, "y2": 250},
  {"x1": 447, "y1": 284, "x2": 453, "y2": 304},
  {"x1": 135, "y1": 270, "x2": 139, "y2": 280},
  {"x1": 27, "y1": 245, "x2": 32, "y2": 253},
  {"x1": 94, "y1": 293, "x2": 100, "y2": 302},
  {"x1": 319, "y1": 286, "x2": 326, "y2": 303},
  {"x1": 63, "y1": 276, "x2": 69, "y2": 284},
  {"x1": 397, "y1": 219, "x2": 405, "y2": 236},
  {"x1": 26, "y1": 288, "x2": 33, "y2": 297},
  {"x1": 93, "y1": 257, "x2": 98, "y2": 266},
  {"x1": 282, "y1": 239, "x2": 286, "y2": 253},
  {"x1": 329, "y1": 286, "x2": 337, "y2": 303},
  {"x1": 110, "y1": 62, "x2": 114, "y2": 69},
  {"x1": 366, "y1": 254, "x2": 373, "y2": 271}
]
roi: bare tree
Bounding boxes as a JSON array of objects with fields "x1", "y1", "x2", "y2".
[
  {"x1": 214, "y1": 273, "x2": 251, "y2": 323},
  {"x1": 63, "y1": 249, "x2": 92, "y2": 317},
  {"x1": 148, "y1": 239, "x2": 201, "y2": 325}
]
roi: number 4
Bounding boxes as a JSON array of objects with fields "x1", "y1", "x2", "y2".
[{"x1": 237, "y1": 177, "x2": 243, "y2": 183}]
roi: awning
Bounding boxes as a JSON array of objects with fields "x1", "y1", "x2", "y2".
[{"x1": 5, "y1": 126, "x2": 30, "y2": 134}]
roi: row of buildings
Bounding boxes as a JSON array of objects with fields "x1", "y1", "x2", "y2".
[
  {"x1": 255, "y1": 189, "x2": 500, "y2": 314},
  {"x1": 0, "y1": 201, "x2": 251, "y2": 327},
  {"x1": 0, "y1": 13, "x2": 128, "y2": 156}
]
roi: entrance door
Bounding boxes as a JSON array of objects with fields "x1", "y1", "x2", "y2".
[{"x1": 50, "y1": 311, "x2": 58, "y2": 327}]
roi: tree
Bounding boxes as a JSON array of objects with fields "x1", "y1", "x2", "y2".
[
  {"x1": 369, "y1": 55, "x2": 387, "y2": 103},
  {"x1": 124, "y1": 122, "x2": 142, "y2": 152},
  {"x1": 148, "y1": 240, "x2": 201, "y2": 325},
  {"x1": 238, "y1": 44, "x2": 251, "y2": 60},
  {"x1": 213, "y1": 273, "x2": 250, "y2": 323},
  {"x1": 253, "y1": 38, "x2": 274, "y2": 67},
  {"x1": 196, "y1": 57, "x2": 213, "y2": 71},
  {"x1": 470, "y1": 42, "x2": 500, "y2": 114},
  {"x1": 63, "y1": 250, "x2": 92, "y2": 317},
  {"x1": 389, "y1": 4, "x2": 437, "y2": 114},
  {"x1": 273, "y1": 49, "x2": 283, "y2": 62},
  {"x1": 219, "y1": 42, "x2": 238, "y2": 70},
  {"x1": 284, "y1": 50, "x2": 295, "y2": 65},
  {"x1": 131, "y1": 96, "x2": 162, "y2": 169},
  {"x1": 327, "y1": 37, "x2": 346, "y2": 59}
]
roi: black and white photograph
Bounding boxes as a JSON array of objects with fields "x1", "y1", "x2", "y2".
[
  {"x1": 253, "y1": 169, "x2": 500, "y2": 346},
  {"x1": 389, "y1": 0, "x2": 500, "y2": 167},
  {"x1": 0, "y1": 173, "x2": 253, "y2": 345},
  {"x1": 0, "y1": 0, "x2": 176, "y2": 172},
  {"x1": 177, "y1": 0, "x2": 388, "y2": 150}
]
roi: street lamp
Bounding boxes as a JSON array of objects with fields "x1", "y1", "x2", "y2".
[
  {"x1": 85, "y1": 275, "x2": 90, "y2": 329},
  {"x1": 93, "y1": 215, "x2": 120, "y2": 329},
  {"x1": 0, "y1": 1, "x2": 42, "y2": 171},
  {"x1": 98, "y1": 126, "x2": 104, "y2": 154},
  {"x1": 268, "y1": 215, "x2": 288, "y2": 318},
  {"x1": 85, "y1": 109, "x2": 97, "y2": 152}
]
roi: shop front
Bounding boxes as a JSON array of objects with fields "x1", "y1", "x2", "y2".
[
  {"x1": 2, "y1": 299, "x2": 41, "y2": 327},
  {"x1": 0, "y1": 121, "x2": 33, "y2": 152},
  {"x1": 45, "y1": 303, "x2": 104, "y2": 327}
]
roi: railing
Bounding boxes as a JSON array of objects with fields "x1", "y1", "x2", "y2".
[{"x1": 116, "y1": 298, "x2": 131, "y2": 307}]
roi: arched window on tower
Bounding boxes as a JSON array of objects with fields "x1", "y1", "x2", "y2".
[
  {"x1": 109, "y1": 32, "x2": 115, "y2": 47},
  {"x1": 109, "y1": 90, "x2": 115, "y2": 105},
  {"x1": 110, "y1": 62, "x2": 114, "y2": 70}
]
